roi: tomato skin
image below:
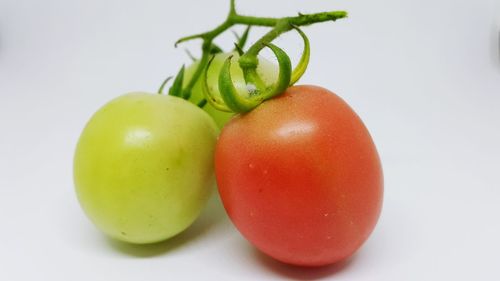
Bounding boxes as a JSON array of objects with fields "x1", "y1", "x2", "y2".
[
  {"x1": 74, "y1": 93, "x2": 218, "y2": 244},
  {"x1": 215, "y1": 85, "x2": 383, "y2": 266}
]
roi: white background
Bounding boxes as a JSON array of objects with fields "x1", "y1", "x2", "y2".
[{"x1": 1, "y1": 0, "x2": 500, "y2": 280}]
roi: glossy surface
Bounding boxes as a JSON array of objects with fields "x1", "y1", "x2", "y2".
[
  {"x1": 215, "y1": 85, "x2": 383, "y2": 266},
  {"x1": 185, "y1": 52, "x2": 277, "y2": 128},
  {"x1": 74, "y1": 93, "x2": 218, "y2": 244}
]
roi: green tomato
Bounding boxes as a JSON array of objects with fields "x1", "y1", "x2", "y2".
[
  {"x1": 184, "y1": 52, "x2": 277, "y2": 129},
  {"x1": 74, "y1": 93, "x2": 218, "y2": 244}
]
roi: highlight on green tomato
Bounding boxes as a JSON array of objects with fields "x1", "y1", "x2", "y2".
[
  {"x1": 73, "y1": 93, "x2": 218, "y2": 244},
  {"x1": 184, "y1": 52, "x2": 277, "y2": 129}
]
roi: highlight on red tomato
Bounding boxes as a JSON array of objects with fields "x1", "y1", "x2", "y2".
[{"x1": 215, "y1": 85, "x2": 383, "y2": 266}]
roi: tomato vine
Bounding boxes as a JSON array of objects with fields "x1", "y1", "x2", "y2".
[{"x1": 167, "y1": 0, "x2": 347, "y2": 113}]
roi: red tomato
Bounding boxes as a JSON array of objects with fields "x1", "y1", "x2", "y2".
[{"x1": 215, "y1": 85, "x2": 383, "y2": 266}]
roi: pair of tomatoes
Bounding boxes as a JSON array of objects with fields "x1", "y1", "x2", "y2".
[{"x1": 74, "y1": 53, "x2": 383, "y2": 266}]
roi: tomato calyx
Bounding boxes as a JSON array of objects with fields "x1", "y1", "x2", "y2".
[
  {"x1": 232, "y1": 26, "x2": 251, "y2": 54},
  {"x1": 202, "y1": 56, "x2": 233, "y2": 113},
  {"x1": 169, "y1": 65, "x2": 186, "y2": 98},
  {"x1": 157, "y1": 76, "x2": 173, "y2": 95},
  {"x1": 216, "y1": 43, "x2": 291, "y2": 113},
  {"x1": 166, "y1": 0, "x2": 347, "y2": 113},
  {"x1": 290, "y1": 25, "x2": 311, "y2": 85}
]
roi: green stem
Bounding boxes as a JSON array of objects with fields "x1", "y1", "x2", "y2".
[
  {"x1": 243, "y1": 20, "x2": 290, "y2": 59},
  {"x1": 182, "y1": 47, "x2": 210, "y2": 99},
  {"x1": 231, "y1": 15, "x2": 279, "y2": 27},
  {"x1": 174, "y1": 4, "x2": 347, "y2": 100}
]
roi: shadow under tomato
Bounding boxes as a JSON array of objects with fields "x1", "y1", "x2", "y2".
[
  {"x1": 105, "y1": 192, "x2": 227, "y2": 258},
  {"x1": 252, "y1": 248, "x2": 356, "y2": 280}
]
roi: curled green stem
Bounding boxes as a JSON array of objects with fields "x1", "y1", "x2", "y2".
[
  {"x1": 172, "y1": 1, "x2": 347, "y2": 112},
  {"x1": 218, "y1": 56, "x2": 261, "y2": 112},
  {"x1": 290, "y1": 25, "x2": 310, "y2": 85},
  {"x1": 202, "y1": 56, "x2": 233, "y2": 112},
  {"x1": 158, "y1": 76, "x2": 173, "y2": 94},
  {"x1": 218, "y1": 44, "x2": 291, "y2": 113},
  {"x1": 258, "y1": 43, "x2": 292, "y2": 100}
]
